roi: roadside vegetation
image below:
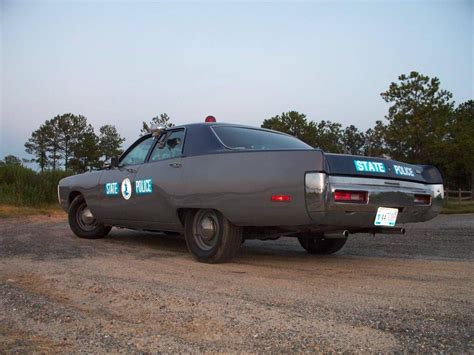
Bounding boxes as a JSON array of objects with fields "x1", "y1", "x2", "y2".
[
  {"x1": 0, "y1": 163, "x2": 70, "y2": 206},
  {"x1": 441, "y1": 201, "x2": 474, "y2": 214},
  {"x1": 0, "y1": 162, "x2": 70, "y2": 218}
]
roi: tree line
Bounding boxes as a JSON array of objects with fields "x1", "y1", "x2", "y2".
[
  {"x1": 22, "y1": 114, "x2": 125, "y2": 173},
  {"x1": 261, "y1": 72, "x2": 473, "y2": 190},
  {"x1": 15, "y1": 113, "x2": 178, "y2": 174},
  {"x1": 5, "y1": 71, "x2": 472, "y2": 189}
]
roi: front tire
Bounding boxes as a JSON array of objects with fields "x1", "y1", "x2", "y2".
[
  {"x1": 68, "y1": 195, "x2": 111, "y2": 239},
  {"x1": 297, "y1": 234, "x2": 347, "y2": 255},
  {"x1": 184, "y1": 209, "x2": 242, "y2": 263}
]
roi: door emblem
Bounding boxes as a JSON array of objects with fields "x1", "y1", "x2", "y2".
[
  {"x1": 121, "y1": 178, "x2": 132, "y2": 200},
  {"x1": 105, "y1": 182, "x2": 119, "y2": 196},
  {"x1": 135, "y1": 178, "x2": 153, "y2": 194}
]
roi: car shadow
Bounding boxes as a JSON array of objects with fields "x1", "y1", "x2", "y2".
[
  {"x1": 101, "y1": 229, "x2": 349, "y2": 263},
  {"x1": 103, "y1": 229, "x2": 189, "y2": 254}
]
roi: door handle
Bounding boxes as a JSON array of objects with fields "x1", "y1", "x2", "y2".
[{"x1": 169, "y1": 163, "x2": 182, "y2": 168}]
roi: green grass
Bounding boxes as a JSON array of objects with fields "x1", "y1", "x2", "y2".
[
  {"x1": 441, "y1": 201, "x2": 474, "y2": 214},
  {"x1": 0, "y1": 164, "x2": 71, "y2": 206}
]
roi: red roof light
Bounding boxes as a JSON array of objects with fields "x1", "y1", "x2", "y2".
[{"x1": 205, "y1": 115, "x2": 216, "y2": 123}]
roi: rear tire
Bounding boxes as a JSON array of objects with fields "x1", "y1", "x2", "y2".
[
  {"x1": 68, "y1": 195, "x2": 111, "y2": 239},
  {"x1": 184, "y1": 209, "x2": 242, "y2": 263},
  {"x1": 297, "y1": 234, "x2": 347, "y2": 255}
]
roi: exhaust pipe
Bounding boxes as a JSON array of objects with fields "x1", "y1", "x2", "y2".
[{"x1": 324, "y1": 230, "x2": 350, "y2": 239}]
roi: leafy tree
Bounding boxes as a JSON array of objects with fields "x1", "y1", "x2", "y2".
[
  {"x1": 261, "y1": 111, "x2": 318, "y2": 147},
  {"x1": 25, "y1": 113, "x2": 94, "y2": 171},
  {"x1": 442, "y1": 100, "x2": 474, "y2": 190},
  {"x1": 313, "y1": 120, "x2": 343, "y2": 153},
  {"x1": 341, "y1": 125, "x2": 365, "y2": 155},
  {"x1": 25, "y1": 124, "x2": 50, "y2": 171},
  {"x1": 69, "y1": 126, "x2": 101, "y2": 173},
  {"x1": 25, "y1": 113, "x2": 125, "y2": 173},
  {"x1": 53, "y1": 113, "x2": 90, "y2": 170},
  {"x1": 141, "y1": 113, "x2": 174, "y2": 136},
  {"x1": 262, "y1": 111, "x2": 312, "y2": 140},
  {"x1": 363, "y1": 120, "x2": 386, "y2": 157},
  {"x1": 380, "y1": 71, "x2": 454, "y2": 164},
  {"x1": 98, "y1": 125, "x2": 125, "y2": 161},
  {"x1": 0, "y1": 155, "x2": 22, "y2": 166},
  {"x1": 261, "y1": 112, "x2": 345, "y2": 152}
]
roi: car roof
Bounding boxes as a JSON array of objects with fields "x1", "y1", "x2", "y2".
[{"x1": 171, "y1": 122, "x2": 291, "y2": 136}]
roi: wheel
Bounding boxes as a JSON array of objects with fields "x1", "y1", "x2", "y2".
[
  {"x1": 297, "y1": 234, "x2": 347, "y2": 255},
  {"x1": 184, "y1": 209, "x2": 242, "y2": 263},
  {"x1": 68, "y1": 195, "x2": 111, "y2": 239}
]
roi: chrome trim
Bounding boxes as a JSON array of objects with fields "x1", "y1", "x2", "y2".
[
  {"x1": 329, "y1": 175, "x2": 434, "y2": 190},
  {"x1": 305, "y1": 172, "x2": 328, "y2": 212},
  {"x1": 305, "y1": 172, "x2": 326, "y2": 191},
  {"x1": 305, "y1": 175, "x2": 444, "y2": 228}
]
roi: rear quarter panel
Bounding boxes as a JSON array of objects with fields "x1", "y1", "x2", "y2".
[{"x1": 177, "y1": 150, "x2": 324, "y2": 226}]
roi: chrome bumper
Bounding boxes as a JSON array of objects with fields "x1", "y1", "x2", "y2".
[{"x1": 305, "y1": 173, "x2": 444, "y2": 230}]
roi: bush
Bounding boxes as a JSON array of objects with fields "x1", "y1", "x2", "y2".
[{"x1": 0, "y1": 165, "x2": 72, "y2": 206}]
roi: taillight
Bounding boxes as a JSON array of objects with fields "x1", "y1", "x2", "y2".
[
  {"x1": 414, "y1": 194, "x2": 431, "y2": 205},
  {"x1": 271, "y1": 195, "x2": 292, "y2": 202},
  {"x1": 334, "y1": 190, "x2": 368, "y2": 203}
]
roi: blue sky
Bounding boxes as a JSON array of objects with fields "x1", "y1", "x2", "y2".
[{"x1": 1, "y1": 0, "x2": 472, "y2": 162}]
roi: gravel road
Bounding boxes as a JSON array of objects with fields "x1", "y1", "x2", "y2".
[{"x1": 1, "y1": 214, "x2": 473, "y2": 353}]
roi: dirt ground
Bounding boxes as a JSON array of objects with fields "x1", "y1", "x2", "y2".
[{"x1": 0, "y1": 213, "x2": 473, "y2": 353}]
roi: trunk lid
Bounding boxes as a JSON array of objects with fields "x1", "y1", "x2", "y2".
[{"x1": 324, "y1": 153, "x2": 443, "y2": 184}]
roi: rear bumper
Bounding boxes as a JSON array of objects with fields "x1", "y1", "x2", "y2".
[{"x1": 305, "y1": 173, "x2": 444, "y2": 230}]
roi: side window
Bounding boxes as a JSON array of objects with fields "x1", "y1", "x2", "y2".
[
  {"x1": 149, "y1": 130, "x2": 185, "y2": 162},
  {"x1": 119, "y1": 137, "x2": 154, "y2": 166}
]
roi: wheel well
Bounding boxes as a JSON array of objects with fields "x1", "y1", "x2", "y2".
[
  {"x1": 177, "y1": 208, "x2": 230, "y2": 227},
  {"x1": 177, "y1": 208, "x2": 196, "y2": 226},
  {"x1": 68, "y1": 191, "x2": 82, "y2": 206}
]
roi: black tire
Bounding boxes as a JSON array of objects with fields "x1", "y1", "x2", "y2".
[
  {"x1": 297, "y1": 234, "x2": 347, "y2": 255},
  {"x1": 184, "y1": 209, "x2": 242, "y2": 263},
  {"x1": 68, "y1": 195, "x2": 111, "y2": 239}
]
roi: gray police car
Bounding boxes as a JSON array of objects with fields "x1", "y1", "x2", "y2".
[{"x1": 58, "y1": 117, "x2": 444, "y2": 263}]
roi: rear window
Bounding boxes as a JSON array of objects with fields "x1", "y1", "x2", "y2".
[{"x1": 212, "y1": 126, "x2": 312, "y2": 150}]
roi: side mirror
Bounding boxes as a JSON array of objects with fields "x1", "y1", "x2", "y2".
[{"x1": 110, "y1": 157, "x2": 119, "y2": 168}]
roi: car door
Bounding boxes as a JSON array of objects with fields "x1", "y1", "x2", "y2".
[
  {"x1": 132, "y1": 128, "x2": 186, "y2": 229},
  {"x1": 96, "y1": 135, "x2": 155, "y2": 223}
]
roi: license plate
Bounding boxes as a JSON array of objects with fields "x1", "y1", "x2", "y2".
[{"x1": 374, "y1": 207, "x2": 398, "y2": 227}]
